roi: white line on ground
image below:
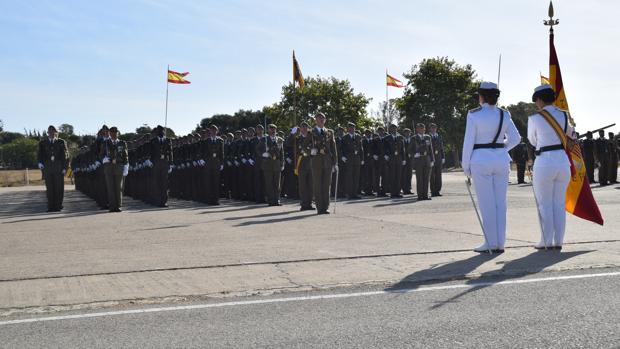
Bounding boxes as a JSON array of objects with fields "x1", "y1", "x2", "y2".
[{"x1": 1, "y1": 271, "x2": 618, "y2": 326}]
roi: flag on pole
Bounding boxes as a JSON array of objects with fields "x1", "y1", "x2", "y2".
[
  {"x1": 167, "y1": 70, "x2": 191, "y2": 84},
  {"x1": 386, "y1": 73, "x2": 404, "y2": 88},
  {"x1": 293, "y1": 51, "x2": 305, "y2": 89},
  {"x1": 548, "y1": 29, "x2": 603, "y2": 225},
  {"x1": 540, "y1": 75, "x2": 550, "y2": 84}
]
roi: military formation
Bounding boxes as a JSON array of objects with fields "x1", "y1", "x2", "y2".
[{"x1": 63, "y1": 113, "x2": 449, "y2": 214}]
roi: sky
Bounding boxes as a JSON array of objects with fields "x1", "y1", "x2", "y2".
[{"x1": 1, "y1": 0, "x2": 618, "y2": 136}]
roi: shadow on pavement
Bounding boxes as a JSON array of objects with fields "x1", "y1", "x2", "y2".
[
  {"x1": 426, "y1": 250, "x2": 591, "y2": 310},
  {"x1": 224, "y1": 210, "x2": 299, "y2": 221},
  {"x1": 235, "y1": 212, "x2": 316, "y2": 227}
]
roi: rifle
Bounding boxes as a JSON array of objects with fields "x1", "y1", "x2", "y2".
[{"x1": 577, "y1": 123, "x2": 616, "y2": 139}]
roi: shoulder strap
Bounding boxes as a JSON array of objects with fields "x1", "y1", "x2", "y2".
[
  {"x1": 492, "y1": 109, "x2": 504, "y2": 144},
  {"x1": 562, "y1": 111, "x2": 568, "y2": 133},
  {"x1": 538, "y1": 109, "x2": 568, "y2": 148}
]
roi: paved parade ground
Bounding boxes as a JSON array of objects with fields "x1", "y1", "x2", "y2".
[{"x1": 0, "y1": 171, "x2": 619, "y2": 347}]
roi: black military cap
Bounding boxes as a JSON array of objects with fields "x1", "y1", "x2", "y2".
[
  {"x1": 376, "y1": 126, "x2": 385, "y2": 131},
  {"x1": 364, "y1": 129, "x2": 372, "y2": 134},
  {"x1": 101, "y1": 124, "x2": 109, "y2": 131},
  {"x1": 347, "y1": 122, "x2": 355, "y2": 127},
  {"x1": 209, "y1": 124, "x2": 219, "y2": 131},
  {"x1": 415, "y1": 123, "x2": 425, "y2": 129},
  {"x1": 48, "y1": 125, "x2": 57, "y2": 132},
  {"x1": 109, "y1": 126, "x2": 119, "y2": 132}
]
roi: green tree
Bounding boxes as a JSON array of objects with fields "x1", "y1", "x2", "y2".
[
  {"x1": 195, "y1": 109, "x2": 267, "y2": 134},
  {"x1": 264, "y1": 76, "x2": 373, "y2": 130},
  {"x1": 397, "y1": 57, "x2": 479, "y2": 162},
  {"x1": 0, "y1": 131, "x2": 24, "y2": 145},
  {"x1": 0, "y1": 138, "x2": 39, "y2": 168},
  {"x1": 58, "y1": 123, "x2": 74, "y2": 136},
  {"x1": 504, "y1": 101, "x2": 537, "y2": 137}
]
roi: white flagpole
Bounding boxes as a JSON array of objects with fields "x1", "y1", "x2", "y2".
[
  {"x1": 164, "y1": 64, "x2": 169, "y2": 137},
  {"x1": 385, "y1": 69, "x2": 389, "y2": 125}
]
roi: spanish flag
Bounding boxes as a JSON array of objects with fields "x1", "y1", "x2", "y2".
[
  {"x1": 168, "y1": 70, "x2": 191, "y2": 84},
  {"x1": 293, "y1": 51, "x2": 305, "y2": 89},
  {"x1": 386, "y1": 73, "x2": 404, "y2": 88},
  {"x1": 540, "y1": 75, "x2": 550, "y2": 85},
  {"x1": 548, "y1": 29, "x2": 603, "y2": 225}
]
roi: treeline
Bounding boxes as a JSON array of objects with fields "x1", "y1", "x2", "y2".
[{"x1": 0, "y1": 56, "x2": 537, "y2": 170}]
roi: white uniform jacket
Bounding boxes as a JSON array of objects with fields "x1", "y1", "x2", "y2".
[
  {"x1": 527, "y1": 105, "x2": 574, "y2": 168},
  {"x1": 462, "y1": 103, "x2": 521, "y2": 175}
]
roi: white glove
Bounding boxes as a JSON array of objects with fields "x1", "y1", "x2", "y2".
[
  {"x1": 241, "y1": 158, "x2": 247, "y2": 164},
  {"x1": 291, "y1": 127, "x2": 299, "y2": 135},
  {"x1": 286, "y1": 157, "x2": 292, "y2": 164},
  {"x1": 402, "y1": 160, "x2": 406, "y2": 166},
  {"x1": 281, "y1": 165, "x2": 285, "y2": 171},
  {"x1": 146, "y1": 159, "x2": 153, "y2": 167},
  {"x1": 442, "y1": 159, "x2": 445, "y2": 165},
  {"x1": 373, "y1": 155, "x2": 379, "y2": 161},
  {"x1": 341, "y1": 156, "x2": 347, "y2": 162},
  {"x1": 227, "y1": 161, "x2": 232, "y2": 166},
  {"x1": 361, "y1": 161, "x2": 365, "y2": 165},
  {"x1": 310, "y1": 148, "x2": 318, "y2": 156},
  {"x1": 333, "y1": 164, "x2": 339, "y2": 173},
  {"x1": 219, "y1": 165, "x2": 224, "y2": 171},
  {"x1": 249, "y1": 159, "x2": 255, "y2": 166},
  {"x1": 430, "y1": 162, "x2": 435, "y2": 167},
  {"x1": 62, "y1": 169, "x2": 66, "y2": 175},
  {"x1": 95, "y1": 161, "x2": 101, "y2": 167},
  {"x1": 384, "y1": 155, "x2": 389, "y2": 161},
  {"x1": 414, "y1": 153, "x2": 420, "y2": 158},
  {"x1": 192, "y1": 161, "x2": 198, "y2": 167},
  {"x1": 234, "y1": 160, "x2": 240, "y2": 166},
  {"x1": 168, "y1": 165, "x2": 173, "y2": 174},
  {"x1": 38, "y1": 163, "x2": 44, "y2": 170},
  {"x1": 102, "y1": 157, "x2": 110, "y2": 164},
  {"x1": 122, "y1": 164, "x2": 129, "y2": 177},
  {"x1": 262, "y1": 152, "x2": 269, "y2": 158}
]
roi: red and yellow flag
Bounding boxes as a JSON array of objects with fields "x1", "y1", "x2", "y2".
[
  {"x1": 168, "y1": 70, "x2": 191, "y2": 84},
  {"x1": 548, "y1": 31, "x2": 603, "y2": 225},
  {"x1": 540, "y1": 75, "x2": 550, "y2": 85},
  {"x1": 386, "y1": 73, "x2": 404, "y2": 88},
  {"x1": 293, "y1": 51, "x2": 305, "y2": 89}
]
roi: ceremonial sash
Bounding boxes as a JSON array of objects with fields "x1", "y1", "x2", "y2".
[{"x1": 538, "y1": 109, "x2": 576, "y2": 177}]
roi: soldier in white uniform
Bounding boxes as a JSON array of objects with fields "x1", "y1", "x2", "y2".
[
  {"x1": 528, "y1": 84, "x2": 574, "y2": 250},
  {"x1": 462, "y1": 82, "x2": 521, "y2": 253}
]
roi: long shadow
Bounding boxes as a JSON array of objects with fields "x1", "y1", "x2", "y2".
[
  {"x1": 0, "y1": 189, "x2": 103, "y2": 220},
  {"x1": 428, "y1": 250, "x2": 591, "y2": 310},
  {"x1": 373, "y1": 197, "x2": 418, "y2": 208},
  {"x1": 385, "y1": 253, "x2": 501, "y2": 292},
  {"x1": 224, "y1": 210, "x2": 298, "y2": 221},
  {"x1": 234, "y1": 213, "x2": 315, "y2": 227}
]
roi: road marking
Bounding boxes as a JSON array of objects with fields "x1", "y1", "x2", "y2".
[{"x1": 1, "y1": 271, "x2": 618, "y2": 326}]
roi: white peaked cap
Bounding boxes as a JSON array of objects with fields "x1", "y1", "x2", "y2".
[
  {"x1": 534, "y1": 84, "x2": 554, "y2": 93},
  {"x1": 479, "y1": 81, "x2": 498, "y2": 90}
]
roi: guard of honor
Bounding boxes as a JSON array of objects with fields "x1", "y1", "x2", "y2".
[{"x1": 67, "y1": 112, "x2": 448, "y2": 215}]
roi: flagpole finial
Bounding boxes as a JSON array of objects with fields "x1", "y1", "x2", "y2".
[{"x1": 544, "y1": 1, "x2": 559, "y2": 32}]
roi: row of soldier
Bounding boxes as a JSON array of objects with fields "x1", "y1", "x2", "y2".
[{"x1": 69, "y1": 114, "x2": 447, "y2": 214}]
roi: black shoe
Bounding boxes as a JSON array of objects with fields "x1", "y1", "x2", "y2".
[
  {"x1": 552, "y1": 246, "x2": 563, "y2": 251},
  {"x1": 158, "y1": 203, "x2": 169, "y2": 208},
  {"x1": 317, "y1": 210, "x2": 330, "y2": 215},
  {"x1": 491, "y1": 249, "x2": 505, "y2": 254},
  {"x1": 377, "y1": 193, "x2": 387, "y2": 197},
  {"x1": 390, "y1": 194, "x2": 403, "y2": 198}
]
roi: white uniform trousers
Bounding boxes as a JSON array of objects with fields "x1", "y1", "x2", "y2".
[
  {"x1": 471, "y1": 161, "x2": 510, "y2": 249},
  {"x1": 533, "y1": 163, "x2": 570, "y2": 246}
]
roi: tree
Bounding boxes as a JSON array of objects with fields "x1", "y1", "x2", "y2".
[
  {"x1": 0, "y1": 138, "x2": 38, "y2": 168},
  {"x1": 264, "y1": 76, "x2": 373, "y2": 130},
  {"x1": 397, "y1": 57, "x2": 479, "y2": 164},
  {"x1": 370, "y1": 100, "x2": 400, "y2": 128},
  {"x1": 0, "y1": 119, "x2": 3, "y2": 132},
  {"x1": 504, "y1": 101, "x2": 537, "y2": 137},
  {"x1": 195, "y1": 109, "x2": 267, "y2": 135},
  {"x1": 58, "y1": 123, "x2": 74, "y2": 136},
  {"x1": 0, "y1": 131, "x2": 24, "y2": 145}
]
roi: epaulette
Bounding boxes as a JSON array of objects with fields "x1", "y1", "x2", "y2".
[{"x1": 469, "y1": 106, "x2": 482, "y2": 113}]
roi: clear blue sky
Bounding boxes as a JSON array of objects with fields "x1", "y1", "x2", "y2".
[{"x1": 1, "y1": 0, "x2": 618, "y2": 136}]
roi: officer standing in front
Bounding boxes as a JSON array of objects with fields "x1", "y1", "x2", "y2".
[
  {"x1": 462, "y1": 82, "x2": 521, "y2": 253},
  {"x1": 100, "y1": 127, "x2": 128, "y2": 212},
  {"x1": 37, "y1": 125, "x2": 68, "y2": 212},
  {"x1": 528, "y1": 84, "x2": 574, "y2": 250},
  {"x1": 310, "y1": 112, "x2": 337, "y2": 214},
  {"x1": 429, "y1": 123, "x2": 445, "y2": 196},
  {"x1": 149, "y1": 125, "x2": 173, "y2": 207},
  {"x1": 341, "y1": 122, "x2": 363, "y2": 200},
  {"x1": 259, "y1": 124, "x2": 284, "y2": 206},
  {"x1": 296, "y1": 122, "x2": 314, "y2": 210},
  {"x1": 412, "y1": 123, "x2": 434, "y2": 200}
]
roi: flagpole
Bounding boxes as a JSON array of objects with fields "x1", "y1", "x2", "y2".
[
  {"x1": 164, "y1": 64, "x2": 169, "y2": 137},
  {"x1": 385, "y1": 69, "x2": 389, "y2": 125},
  {"x1": 497, "y1": 54, "x2": 502, "y2": 87}
]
